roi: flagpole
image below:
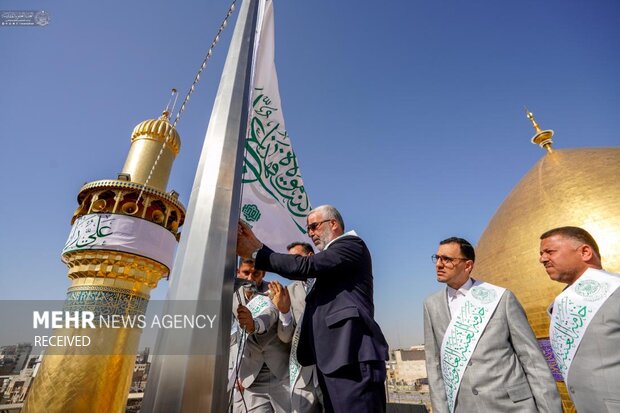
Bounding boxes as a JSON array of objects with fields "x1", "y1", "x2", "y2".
[{"x1": 141, "y1": 0, "x2": 259, "y2": 411}]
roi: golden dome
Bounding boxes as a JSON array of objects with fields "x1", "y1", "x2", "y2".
[
  {"x1": 131, "y1": 111, "x2": 181, "y2": 156},
  {"x1": 474, "y1": 146, "x2": 620, "y2": 336},
  {"x1": 473, "y1": 143, "x2": 620, "y2": 412}
]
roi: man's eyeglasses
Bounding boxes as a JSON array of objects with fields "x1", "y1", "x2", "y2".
[
  {"x1": 306, "y1": 220, "x2": 331, "y2": 233},
  {"x1": 431, "y1": 254, "x2": 470, "y2": 265}
]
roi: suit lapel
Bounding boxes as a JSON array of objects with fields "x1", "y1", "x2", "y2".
[
  {"x1": 434, "y1": 290, "x2": 452, "y2": 337},
  {"x1": 290, "y1": 282, "x2": 306, "y2": 324}
]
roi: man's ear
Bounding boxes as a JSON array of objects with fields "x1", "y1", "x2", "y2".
[
  {"x1": 465, "y1": 260, "x2": 474, "y2": 274},
  {"x1": 581, "y1": 244, "x2": 595, "y2": 262}
]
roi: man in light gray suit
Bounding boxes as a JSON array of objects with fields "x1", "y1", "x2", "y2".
[
  {"x1": 424, "y1": 237, "x2": 561, "y2": 413},
  {"x1": 231, "y1": 259, "x2": 291, "y2": 413},
  {"x1": 540, "y1": 226, "x2": 620, "y2": 413},
  {"x1": 269, "y1": 242, "x2": 324, "y2": 413}
]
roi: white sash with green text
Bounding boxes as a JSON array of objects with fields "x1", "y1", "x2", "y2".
[
  {"x1": 440, "y1": 282, "x2": 506, "y2": 413},
  {"x1": 289, "y1": 320, "x2": 303, "y2": 391},
  {"x1": 550, "y1": 268, "x2": 620, "y2": 382},
  {"x1": 246, "y1": 294, "x2": 273, "y2": 318}
]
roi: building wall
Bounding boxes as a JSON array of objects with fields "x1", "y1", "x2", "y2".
[{"x1": 390, "y1": 347, "x2": 428, "y2": 386}]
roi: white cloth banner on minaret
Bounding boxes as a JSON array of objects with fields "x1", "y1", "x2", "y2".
[
  {"x1": 241, "y1": 0, "x2": 312, "y2": 254},
  {"x1": 62, "y1": 213, "x2": 177, "y2": 271}
]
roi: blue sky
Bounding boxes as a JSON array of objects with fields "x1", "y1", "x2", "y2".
[{"x1": 1, "y1": 0, "x2": 619, "y2": 348}]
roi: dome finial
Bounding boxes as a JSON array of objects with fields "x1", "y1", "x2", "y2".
[
  {"x1": 525, "y1": 107, "x2": 554, "y2": 154},
  {"x1": 161, "y1": 88, "x2": 178, "y2": 120}
]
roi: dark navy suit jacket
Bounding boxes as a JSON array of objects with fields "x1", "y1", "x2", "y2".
[{"x1": 255, "y1": 234, "x2": 389, "y2": 374}]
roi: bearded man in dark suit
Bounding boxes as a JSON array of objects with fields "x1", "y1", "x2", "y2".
[{"x1": 237, "y1": 205, "x2": 388, "y2": 413}]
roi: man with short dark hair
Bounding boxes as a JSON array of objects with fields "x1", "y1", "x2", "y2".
[
  {"x1": 424, "y1": 237, "x2": 561, "y2": 413},
  {"x1": 231, "y1": 259, "x2": 290, "y2": 412},
  {"x1": 269, "y1": 241, "x2": 323, "y2": 413},
  {"x1": 286, "y1": 241, "x2": 314, "y2": 256},
  {"x1": 237, "y1": 205, "x2": 388, "y2": 413},
  {"x1": 540, "y1": 226, "x2": 620, "y2": 412}
]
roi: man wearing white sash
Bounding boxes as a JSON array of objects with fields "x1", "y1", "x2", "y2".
[
  {"x1": 424, "y1": 237, "x2": 561, "y2": 413},
  {"x1": 540, "y1": 226, "x2": 620, "y2": 413},
  {"x1": 269, "y1": 242, "x2": 323, "y2": 413},
  {"x1": 231, "y1": 259, "x2": 291, "y2": 413}
]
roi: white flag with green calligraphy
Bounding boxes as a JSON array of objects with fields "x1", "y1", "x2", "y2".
[{"x1": 241, "y1": 0, "x2": 312, "y2": 253}]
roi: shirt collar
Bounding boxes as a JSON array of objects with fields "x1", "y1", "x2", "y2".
[
  {"x1": 447, "y1": 277, "x2": 474, "y2": 298},
  {"x1": 324, "y1": 230, "x2": 358, "y2": 250}
]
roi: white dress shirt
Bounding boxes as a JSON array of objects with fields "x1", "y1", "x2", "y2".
[
  {"x1": 324, "y1": 229, "x2": 358, "y2": 250},
  {"x1": 446, "y1": 277, "x2": 474, "y2": 318}
]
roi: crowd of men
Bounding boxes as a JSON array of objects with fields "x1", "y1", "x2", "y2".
[{"x1": 231, "y1": 204, "x2": 619, "y2": 413}]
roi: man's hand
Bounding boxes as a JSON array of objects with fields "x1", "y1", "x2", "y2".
[
  {"x1": 237, "y1": 221, "x2": 264, "y2": 259},
  {"x1": 268, "y1": 281, "x2": 291, "y2": 313},
  {"x1": 237, "y1": 304, "x2": 256, "y2": 334}
]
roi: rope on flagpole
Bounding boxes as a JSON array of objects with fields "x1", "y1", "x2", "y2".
[{"x1": 136, "y1": 0, "x2": 239, "y2": 206}]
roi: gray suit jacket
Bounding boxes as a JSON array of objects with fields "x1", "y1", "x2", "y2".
[
  {"x1": 564, "y1": 272, "x2": 620, "y2": 413},
  {"x1": 423, "y1": 281, "x2": 562, "y2": 413},
  {"x1": 278, "y1": 280, "x2": 317, "y2": 388},
  {"x1": 232, "y1": 283, "x2": 290, "y2": 388}
]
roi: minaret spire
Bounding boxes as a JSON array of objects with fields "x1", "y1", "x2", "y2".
[
  {"x1": 163, "y1": 88, "x2": 178, "y2": 119},
  {"x1": 22, "y1": 103, "x2": 186, "y2": 413},
  {"x1": 525, "y1": 107, "x2": 555, "y2": 153}
]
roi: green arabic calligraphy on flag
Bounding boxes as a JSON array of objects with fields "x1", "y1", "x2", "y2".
[{"x1": 241, "y1": 0, "x2": 312, "y2": 253}]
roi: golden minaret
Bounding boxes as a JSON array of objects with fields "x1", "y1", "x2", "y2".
[
  {"x1": 23, "y1": 109, "x2": 186, "y2": 413},
  {"x1": 473, "y1": 110, "x2": 620, "y2": 412}
]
